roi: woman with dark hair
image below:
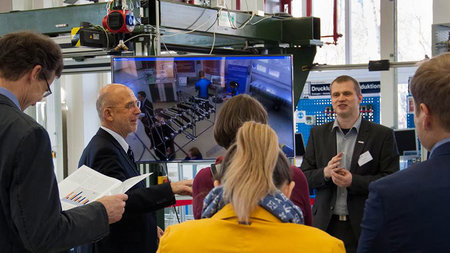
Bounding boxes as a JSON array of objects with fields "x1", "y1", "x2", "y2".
[
  {"x1": 192, "y1": 94, "x2": 313, "y2": 226},
  {"x1": 157, "y1": 122, "x2": 344, "y2": 252}
]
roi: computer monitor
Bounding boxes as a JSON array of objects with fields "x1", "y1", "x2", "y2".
[
  {"x1": 111, "y1": 55, "x2": 294, "y2": 162},
  {"x1": 295, "y1": 133, "x2": 306, "y2": 156},
  {"x1": 394, "y1": 129, "x2": 418, "y2": 156}
]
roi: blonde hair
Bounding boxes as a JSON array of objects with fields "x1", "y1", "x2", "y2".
[{"x1": 222, "y1": 121, "x2": 279, "y2": 224}]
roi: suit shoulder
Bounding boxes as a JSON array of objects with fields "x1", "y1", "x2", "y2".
[
  {"x1": 1, "y1": 106, "x2": 48, "y2": 139},
  {"x1": 370, "y1": 162, "x2": 424, "y2": 193},
  {"x1": 81, "y1": 133, "x2": 120, "y2": 159},
  {"x1": 85, "y1": 133, "x2": 114, "y2": 149}
]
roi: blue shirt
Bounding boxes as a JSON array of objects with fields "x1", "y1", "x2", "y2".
[
  {"x1": 0, "y1": 87, "x2": 20, "y2": 110},
  {"x1": 195, "y1": 78, "x2": 211, "y2": 98},
  {"x1": 430, "y1": 137, "x2": 450, "y2": 158}
]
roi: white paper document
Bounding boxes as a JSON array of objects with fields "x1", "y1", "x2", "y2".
[{"x1": 58, "y1": 165, "x2": 152, "y2": 211}]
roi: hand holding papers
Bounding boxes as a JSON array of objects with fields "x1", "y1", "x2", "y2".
[{"x1": 59, "y1": 165, "x2": 152, "y2": 210}]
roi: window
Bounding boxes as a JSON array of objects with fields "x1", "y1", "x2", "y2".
[
  {"x1": 350, "y1": 0, "x2": 380, "y2": 63},
  {"x1": 312, "y1": 0, "x2": 346, "y2": 65},
  {"x1": 291, "y1": 0, "x2": 303, "y2": 17},
  {"x1": 397, "y1": 67, "x2": 418, "y2": 129},
  {"x1": 397, "y1": 0, "x2": 432, "y2": 61}
]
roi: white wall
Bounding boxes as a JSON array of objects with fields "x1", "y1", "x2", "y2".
[
  {"x1": 433, "y1": 0, "x2": 450, "y2": 24},
  {"x1": 62, "y1": 73, "x2": 110, "y2": 175},
  {"x1": 0, "y1": 0, "x2": 12, "y2": 13}
]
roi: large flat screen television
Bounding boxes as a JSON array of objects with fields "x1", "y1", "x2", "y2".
[{"x1": 111, "y1": 55, "x2": 294, "y2": 162}]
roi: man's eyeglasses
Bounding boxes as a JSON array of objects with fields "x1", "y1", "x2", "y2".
[
  {"x1": 43, "y1": 77, "x2": 52, "y2": 98},
  {"x1": 108, "y1": 100, "x2": 141, "y2": 110}
]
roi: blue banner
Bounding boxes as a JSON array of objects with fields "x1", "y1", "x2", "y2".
[{"x1": 309, "y1": 81, "x2": 380, "y2": 96}]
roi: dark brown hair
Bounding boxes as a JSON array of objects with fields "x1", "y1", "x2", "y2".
[
  {"x1": 0, "y1": 31, "x2": 63, "y2": 81},
  {"x1": 214, "y1": 94, "x2": 268, "y2": 148},
  {"x1": 272, "y1": 152, "x2": 292, "y2": 188},
  {"x1": 331, "y1": 75, "x2": 361, "y2": 96},
  {"x1": 188, "y1": 147, "x2": 202, "y2": 157},
  {"x1": 410, "y1": 53, "x2": 450, "y2": 131}
]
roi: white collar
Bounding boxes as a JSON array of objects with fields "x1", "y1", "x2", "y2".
[{"x1": 101, "y1": 126, "x2": 129, "y2": 153}]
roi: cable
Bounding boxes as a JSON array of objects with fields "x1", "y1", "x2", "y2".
[
  {"x1": 161, "y1": 40, "x2": 174, "y2": 56},
  {"x1": 123, "y1": 33, "x2": 154, "y2": 44},
  {"x1": 173, "y1": 206, "x2": 181, "y2": 223},
  {"x1": 185, "y1": 7, "x2": 207, "y2": 30},
  {"x1": 106, "y1": 0, "x2": 113, "y2": 12},
  {"x1": 222, "y1": 4, "x2": 256, "y2": 30},
  {"x1": 159, "y1": 163, "x2": 181, "y2": 224},
  {"x1": 244, "y1": 0, "x2": 249, "y2": 11},
  {"x1": 161, "y1": 10, "x2": 218, "y2": 38},
  {"x1": 153, "y1": 35, "x2": 157, "y2": 55},
  {"x1": 250, "y1": 16, "x2": 271, "y2": 25},
  {"x1": 209, "y1": 31, "x2": 216, "y2": 55},
  {"x1": 207, "y1": 7, "x2": 221, "y2": 55}
]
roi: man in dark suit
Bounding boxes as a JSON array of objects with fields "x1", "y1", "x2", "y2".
[
  {"x1": 137, "y1": 90, "x2": 154, "y2": 134},
  {"x1": 0, "y1": 32, "x2": 127, "y2": 252},
  {"x1": 76, "y1": 84, "x2": 192, "y2": 253},
  {"x1": 358, "y1": 53, "x2": 450, "y2": 252},
  {"x1": 301, "y1": 75, "x2": 399, "y2": 252},
  {"x1": 137, "y1": 90, "x2": 154, "y2": 118}
]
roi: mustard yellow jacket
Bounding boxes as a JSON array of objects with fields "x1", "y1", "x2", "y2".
[{"x1": 158, "y1": 204, "x2": 345, "y2": 253}]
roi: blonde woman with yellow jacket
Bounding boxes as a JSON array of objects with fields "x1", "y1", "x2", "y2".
[{"x1": 158, "y1": 122, "x2": 344, "y2": 253}]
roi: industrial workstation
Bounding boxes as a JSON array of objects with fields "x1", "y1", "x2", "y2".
[{"x1": 0, "y1": 0, "x2": 449, "y2": 252}]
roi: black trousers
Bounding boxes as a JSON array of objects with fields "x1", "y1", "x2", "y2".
[{"x1": 326, "y1": 215, "x2": 357, "y2": 253}]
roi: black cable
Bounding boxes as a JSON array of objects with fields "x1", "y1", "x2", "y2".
[
  {"x1": 173, "y1": 206, "x2": 181, "y2": 224},
  {"x1": 160, "y1": 163, "x2": 181, "y2": 224}
]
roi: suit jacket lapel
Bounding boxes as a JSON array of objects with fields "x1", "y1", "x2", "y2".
[
  {"x1": 327, "y1": 122, "x2": 338, "y2": 158},
  {"x1": 350, "y1": 119, "x2": 369, "y2": 173},
  {"x1": 97, "y1": 128, "x2": 139, "y2": 175}
]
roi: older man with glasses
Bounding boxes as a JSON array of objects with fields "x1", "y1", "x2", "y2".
[{"x1": 75, "y1": 84, "x2": 193, "y2": 253}]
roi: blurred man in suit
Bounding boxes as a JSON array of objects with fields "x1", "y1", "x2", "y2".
[
  {"x1": 137, "y1": 90, "x2": 155, "y2": 149},
  {"x1": 358, "y1": 53, "x2": 450, "y2": 252},
  {"x1": 76, "y1": 84, "x2": 192, "y2": 253},
  {"x1": 0, "y1": 31, "x2": 127, "y2": 253},
  {"x1": 137, "y1": 91, "x2": 154, "y2": 117},
  {"x1": 301, "y1": 75, "x2": 399, "y2": 252}
]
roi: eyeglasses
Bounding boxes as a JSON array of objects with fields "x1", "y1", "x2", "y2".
[
  {"x1": 43, "y1": 77, "x2": 52, "y2": 98},
  {"x1": 108, "y1": 100, "x2": 141, "y2": 110},
  {"x1": 127, "y1": 100, "x2": 141, "y2": 110}
]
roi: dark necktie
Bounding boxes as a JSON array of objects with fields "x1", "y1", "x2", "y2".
[
  {"x1": 127, "y1": 148, "x2": 137, "y2": 167},
  {"x1": 127, "y1": 148, "x2": 144, "y2": 186}
]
